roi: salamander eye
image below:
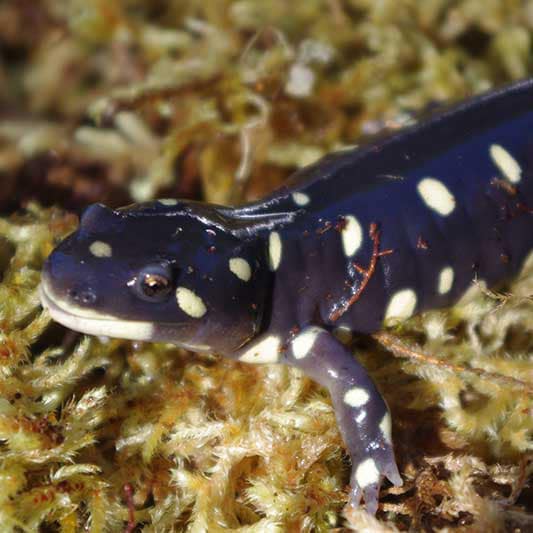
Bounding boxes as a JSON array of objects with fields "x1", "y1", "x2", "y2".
[{"x1": 130, "y1": 263, "x2": 173, "y2": 302}]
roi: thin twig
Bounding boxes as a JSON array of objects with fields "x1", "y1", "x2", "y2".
[
  {"x1": 374, "y1": 331, "x2": 533, "y2": 395},
  {"x1": 330, "y1": 222, "x2": 393, "y2": 322}
]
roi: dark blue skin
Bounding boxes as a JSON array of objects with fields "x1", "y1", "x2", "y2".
[{"x1": 40, "y1": 79, "x2": 533, "y2": 514}]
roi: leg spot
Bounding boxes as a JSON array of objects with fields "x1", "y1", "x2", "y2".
[
  {"x1": 417, "y1": 177, "x2": 456, "y2": 216},
  {"x1": 355, "y1": 458, "x2": 380, "y2": 488},
  {"x1": 344, "y1": 387, "x2": 370, "y2": 407},
  {"x1": 490, "y1": 144, "x2": 521, "y2": 183},
  {"x1": 291, "y1": 326, "x2": 322, "y2": 359},
  {"x1": 239, "y1": 335, "x2": 281, "y2": 364},
  {"x1": 379, "y1": 413, "x2": 392, "y2": 444},
  {"x1": 341, "y1": 215, "x2": 363, "y2": 257}
]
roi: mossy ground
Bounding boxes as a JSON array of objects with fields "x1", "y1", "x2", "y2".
[{"x1": 0, "y1": 1, "x2": 532, "y2": 531}]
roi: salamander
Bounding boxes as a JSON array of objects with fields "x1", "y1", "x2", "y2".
[{"x1": 39, "y1": 79, "x2": 533, "y2": 514}]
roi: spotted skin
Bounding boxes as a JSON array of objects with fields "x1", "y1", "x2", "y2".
[{"x1": 40, "y1": 80, "x2": 533, "y2": 514}]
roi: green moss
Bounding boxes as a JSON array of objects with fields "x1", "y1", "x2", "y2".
[{"x1": 0, "y1": 0, "x2": 532, "y2": 530}]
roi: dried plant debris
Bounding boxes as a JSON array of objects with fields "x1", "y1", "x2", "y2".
[{"x1": 0, "y1": 0, "x2": 533, "y2": 531}]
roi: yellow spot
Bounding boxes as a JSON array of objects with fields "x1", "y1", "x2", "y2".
[
  {"x1": 379, "y1": 413, "x2": 392, "y2": 444},
  {"x1": 292, "y1": 327, "x2": 322, "y2": 359},
  {"x1": 158, "y1": 198, "x2": 178, "y2": 206},
  {"x1": 229, "y1": 257, "x2": 252, "y2": 282},
  {"x1": 89, "y1": 241, "x2": 112, "y2": 258},
  {"x1": 268, "y1": 232, "x2": 282, "y2": 271},
  {"x1": 355, "y1": 458, "x2": 380, "y2": 488},
  {"x1": 490, "y1": 144, "x2": 521, "y2": 183},
  {"x1": 417, "y1": 178, "x2": 456, "y2": 216},
  {"x1": 438, "y1": 266, "x2": 454, "y2": 295},
  {"x1": 292, "y1": 192, "x2": 310, "y2": 206},
  {"x1": 344, "y1": 387, "x2": 369, "y2": 407},
  {"x1": 341, "y1": 215, "x2": 363, "y2": 257},
  {"x1": 176, "y1": 287, "x2": 207, "y2": 318},
  {"x1": 239, "y1": 335, "x2": 280, "y2": 363},
  {"x1": 385, "y1": 288, "x2": 417, "y2": 322}
]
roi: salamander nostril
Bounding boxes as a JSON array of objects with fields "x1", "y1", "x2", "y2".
[
  {"x1": 68, "y1": 289, "x2": 78, "y2": 300},
  {"x1": 68, "y1": 288, "x2": 97, "y2": 305},
  {"x1": 80, "y1": 290, "x2": 97, "y2": 304}
]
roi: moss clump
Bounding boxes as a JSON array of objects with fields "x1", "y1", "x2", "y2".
[{"x1": 1, "y1": 0, "x2": 532, "y2": 530}]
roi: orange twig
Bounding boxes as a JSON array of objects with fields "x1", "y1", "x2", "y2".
[{"x1": 329, "y1": 222, "x2": 393, "y2": 322}]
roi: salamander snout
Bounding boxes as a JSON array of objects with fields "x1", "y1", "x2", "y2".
[{"x1": 40, "y1": 242, "x2": 103, "y2": 313}]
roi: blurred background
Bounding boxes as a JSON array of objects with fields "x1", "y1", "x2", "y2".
[{"x1": 1, "y1": 0, "x2": 532, "y2": 215}]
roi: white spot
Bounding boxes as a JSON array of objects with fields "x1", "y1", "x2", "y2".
[
  {"x1": 380, "y1": 413, "x2": 392, "y2": 444},
  {"x1": 355, "y1": 458, "x2": 380, "y2": 488},
  {"x1": 417, "y1": 177, "x2": 456, "y2": 216},
  {"x1": 344, "y1": 387, "x2": 369, "y2": 407},
  {"x1": 89, "y1": 241, "x2": 112, "y2": 258},
  {"x1": 292, "y1": 192, "x2": 310, "y2": 206},
  {"x1": 229, "y1": 257, "x2": 252, "y2": 282},
  {"x1": 341, "y1": 215, "x2": 363, "y2": 257},
  {"x1": 239, "y1": 335, "x2": 281, "y2": 364},
  {"x1": 176, "y1": 287, "x2": 207, "y2": 318},
  {"x1": 438, "y1": 266, "x2": 454, "y2": 295},
  {"x1": 333, "y1": 325, "x2": 352, "y2": 344},
  {"x1": 158, "y1": 198, "x2": 178, "y2": 206},
  {"x1": 490, "y1": 144, "x2": 521, "y2": 183},
  {"x1": 268, "y1": 232, "x2": 282, "y2": 271},
  {"x1": 291, "y1": 327, "x2": 322, "y2": 359},
  {"x1": 384, "y1": 288, "x2": 417, "y2": 321}
]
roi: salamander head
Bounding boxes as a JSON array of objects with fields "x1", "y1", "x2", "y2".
[{"x1": 40, "y1": 201, "x2": 269, "y2": 354}]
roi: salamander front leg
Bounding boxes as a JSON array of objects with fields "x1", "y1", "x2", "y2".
[{"x1": 286, "y1": 326, "x2": 402, "y2": 514}]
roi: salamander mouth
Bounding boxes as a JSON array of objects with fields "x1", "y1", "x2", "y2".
[{"x1": 39, "y1": 280, "x2": 157, "y2": 341}]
